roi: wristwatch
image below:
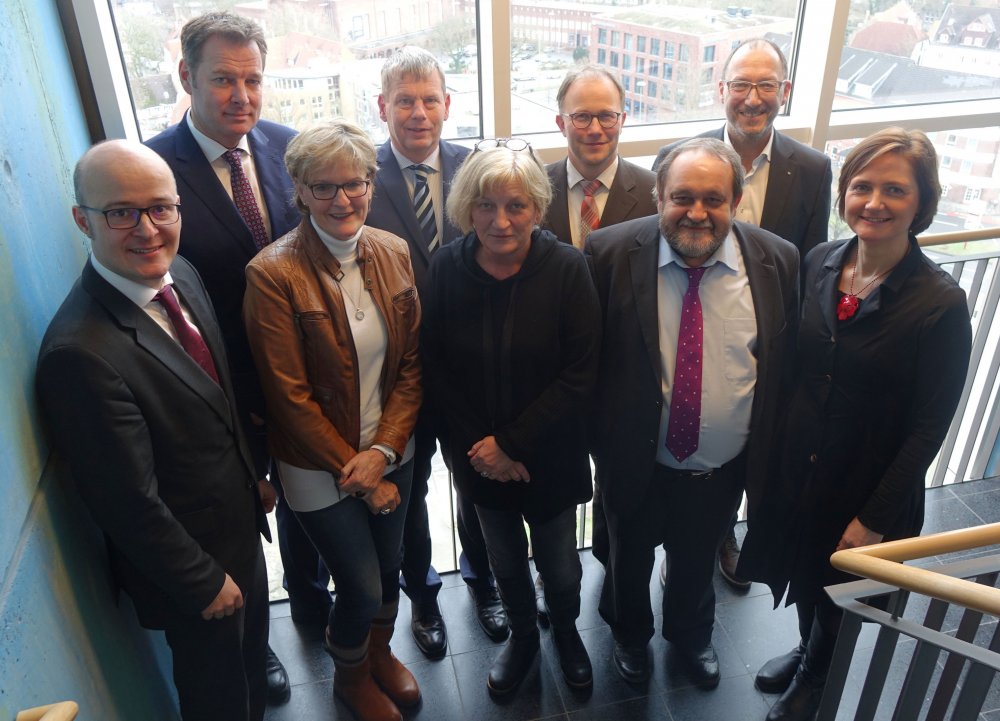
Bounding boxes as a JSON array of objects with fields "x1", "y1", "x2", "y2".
[{"x1": 372, "y1": 444, "x2": 397, "y2": 465}]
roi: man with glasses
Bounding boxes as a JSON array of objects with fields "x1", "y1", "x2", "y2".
[
  {"x1": 367, "y1": 46, "x2": 507, "y2": 659},
  {"x1": 544, "y1": 66, "x2": 657, "y2": 250},
  {"x1": 37, "y1": 140, "x2": 271, "y2": 721},
  {"x1": 146, "y1": 12, "x2": 314, "y2": 704},
  {"x1": 652, "y1": 38, "x2": 831, "y2": 594}
]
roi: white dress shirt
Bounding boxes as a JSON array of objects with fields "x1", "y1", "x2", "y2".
[
  {"x1": 390, "y1": 142, "x2": 445, "y2": 244},
  {"x1": 724, "y1": 126, "x2": 774, "y2": 228}
]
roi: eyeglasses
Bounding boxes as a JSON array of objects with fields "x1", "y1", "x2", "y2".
[
  {"x1": 79, "y1": 204, "x2": 181, "y2": 230},
  {"x1": 724, "y1": 80, "x2": 786, "y2": 97},
  {"x1": 474, "y1": 138, "x2": 532, "y2": 153},
  {"x1": 560, "y1": 111, "x2": 622, "y2": 129},
  {"x1": 307, "y1": 180, "x2": 371, "y2": 200}
]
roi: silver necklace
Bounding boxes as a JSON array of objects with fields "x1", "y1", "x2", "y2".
[{"x1": 336, "y1": 266, "x2": 366, "y2": 321}]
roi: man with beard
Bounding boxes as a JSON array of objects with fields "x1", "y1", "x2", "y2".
[
  {"x1": 652, "y1": 37, "x2": 831, "y2": 591},
  {"x1": 585, "y1": 138, "x2": 798, "y2": 689}
]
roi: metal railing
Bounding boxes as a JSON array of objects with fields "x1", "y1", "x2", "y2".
[{"x1": 820, "y1": 524, "x2": 1000, "y2": 721}]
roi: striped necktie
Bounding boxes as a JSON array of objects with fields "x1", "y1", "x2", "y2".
[
  {"x1": 411, "y1": 164, "x2": 439, "y2": 252},
  {"x1": 579, "y1": 179, "x2": 602, "y2": 249}
]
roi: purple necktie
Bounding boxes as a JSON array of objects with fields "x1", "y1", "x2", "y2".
[
  {"x1": 666, "y1": 266, "x2": 708, "y2": 462},
  {"x1": 223, "y1": 149, "x2": 269, "y2": 251},
  {"x1": 153, "y1": 284, "x2": 220, "y2": 384}
]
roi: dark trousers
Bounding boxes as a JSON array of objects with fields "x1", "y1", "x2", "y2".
[
  {"x1": 165, "y1": 541, "x2": 268, "y2": 721},
  {"x1": 476, "y1": 505, "x2": 582, "y2": 638},
  {"x1": 272, "y1": 465, "x2": 332, "y2": 622},
  {"x1": 295, "y1": 462, "x2": 414, "y2": 648},
  {"x1": 399, "y1": 413, "x2": 494, "y2": 607},
  {"x1": 599, "y1": 457, "x2": 744, "y2": 650}
]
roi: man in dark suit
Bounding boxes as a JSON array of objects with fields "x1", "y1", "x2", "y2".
[
  {"x1": 543, "y1": 65, "x2": 657, "y2": 249},
  {"x1": 367, "y1": 46, "x2": 506, "y2": 658},
  {"x1": 586, "y1": 138, "x2": 798, "y2": 689},
  {"x1": 37, "y1": 140, "x2": 271, "y2": 721},
  {"x1": 145, "y1": 13, "x2": 312, "y2": 698},
  {"x1": 652, "y1": 38, "x2": 831, "y2": 590}
]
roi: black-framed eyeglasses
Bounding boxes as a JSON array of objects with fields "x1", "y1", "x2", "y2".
[
  {"x1": 307, "y1": 180, "x2": 371, "y2": 200},
  {"x1": 79, "y1": 204, "x2": 181, "y2": 230},
  {"x1": 560, "y1": 111, "x2": 622, "y2": 129},
  {"x1": 474, "y1": 138, "x2": 532, "y2": 153},
  {"x1": 724, "y1": 80, "x2": 786, "y2": 97}
]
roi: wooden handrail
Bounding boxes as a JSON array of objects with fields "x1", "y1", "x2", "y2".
[
  {"x1": 830, "y1": 523, "x2": 1000, "y2": 617},
  {"x1": 15, "y1": 702, "x2": 79, "y2": 721}
]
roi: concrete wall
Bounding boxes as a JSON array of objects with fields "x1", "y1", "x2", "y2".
[{"x1": 1, "y1": 2, "x2": 176, "y2": 717}]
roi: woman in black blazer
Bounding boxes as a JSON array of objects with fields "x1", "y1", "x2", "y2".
[{"x1": 742, "y1": 128, "x2": 972, "y2": 721}]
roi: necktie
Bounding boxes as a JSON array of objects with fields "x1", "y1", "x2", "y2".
[
  {"x1": 578, "y1": 179, "x2": 602, "y2": 249},
  {"x1": 153, "y1": 284, "x2": 220, "y2": 384},
  {"x1": 665, "y1": 266, "x2": 708, "y2": 462},
  {"x1": 411, "y1": 164, "x2": 439, "y2": 252},
  {"x1": 223, "y1": 149, "x2": 269, "y2": 251}
]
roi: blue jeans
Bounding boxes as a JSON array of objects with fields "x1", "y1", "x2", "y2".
[
  {"x1": 295, "y1": 461, "x2": 413, "y2": 648},
  {"x1": 475, "y1": 505, "x2": 581, "y2": 638}
]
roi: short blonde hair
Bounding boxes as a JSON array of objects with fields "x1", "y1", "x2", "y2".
[
  {"x1": 837, "y1": 127, "x2": 940, "y2": 235},
  {"x1": 446, "y1": 146, "x2": 552, "y2": 235},
  {"x1": 284, "y1": 120, "x2": 378, "y2": 215}
]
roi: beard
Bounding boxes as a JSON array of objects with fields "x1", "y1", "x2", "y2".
[{"x1": 661, "y1": 217, "x2": 729, "y2": 263}]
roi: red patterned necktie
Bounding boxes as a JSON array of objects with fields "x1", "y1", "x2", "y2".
[
  {"x1": 665, "y1": 266, "x2": 708, "y2": 462},
  {"x1": 223, "y1": 148, "x2": 269, "y2": 251},
  {"x1": 153, "y1": 284, "x2": 220, "y2": 384},
  {"x1": 578, "y1": 179, "x2": 602, "y2": 248}
]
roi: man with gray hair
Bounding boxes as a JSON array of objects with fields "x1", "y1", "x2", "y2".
[
  {"x1": 652, "y1": 37, "x2": 832, "y2": 594},
  {"x1": 367, "y1": 45, "x2": 506, "y2": 658},
  {"x1": 542, "y1": 65, "x2": 657, "y2": 249},
  {"x1": 586, "y1": 138, "x2": 798, "y2": 689}
]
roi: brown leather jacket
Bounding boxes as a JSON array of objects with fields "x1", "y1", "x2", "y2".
[{"x1": 243, "y1": 219, "x2": 421, "y2": 474}]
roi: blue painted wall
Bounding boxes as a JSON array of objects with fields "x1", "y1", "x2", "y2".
[{"x1": 1, "y1": 2, "x2": 176, "y2": 717}]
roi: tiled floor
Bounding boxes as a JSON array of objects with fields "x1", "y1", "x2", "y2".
[{"x1": 265, "y1": 477, "x2": 1000, "y2": 721}]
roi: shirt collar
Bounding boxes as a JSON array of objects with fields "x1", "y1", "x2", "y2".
[
  {"x1": 90, "y1": 253, "x2": 173, "y2": 307},
  {"x1": 185, "y1": 111, "x2": 251, "y2": 163},
  {"x1": 390, "y1": 142, "x2": 441, "y2": 174},
  {"x1": 566, "y1": 156, "x2": 619, "y2": 191},
  {"x1": 723, "y1": 125, "x2": 775, "y2": 167},
  {"x1": 657, "y1": 228, "x2": 740, "y2": 273}
]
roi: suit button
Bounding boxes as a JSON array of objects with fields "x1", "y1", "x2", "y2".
[
  {"x1": 824, "y1": 374, "x2": 832, "y2": 383},
  {"x1": 809, "y1": 453, "x2": 818, "y2": 463}
]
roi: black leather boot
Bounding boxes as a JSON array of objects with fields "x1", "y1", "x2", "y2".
[
  {"x1": 487, "y1": 633, "x2": 540, "y2": 696},
  {"x1": 756, "y1": 642, "x2": 805, "y2": 693},
  {"x1": 766, "y1": 612, "x2": 837, "y2": 721}
]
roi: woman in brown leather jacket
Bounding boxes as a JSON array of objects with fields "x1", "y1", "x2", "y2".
[{"x1": 243, "y1": 120, "x2": 421, "y2": 721}]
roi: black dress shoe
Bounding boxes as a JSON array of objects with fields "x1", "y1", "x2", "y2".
[
  {"x1": 553, "y1": 628, "x2": 592, "y2": 688},
  {"x1": 718, "y1": 533, "x2": 752, "y2": 590},
  {"x1": 468, "y1": 585, "x2": 510, "y2": 641},
  {"x1": 612, "y1": 641, "x2": 650, "y2": 684},
  {"x1": 411, "y1": 602, "x2": 447, "y2": 658},
  {"x1": 534, "y1": 574, "x2": 551, "y2": 627},
  {"x1": 677, "y1": 642, "x2": 720, "y2": 690},
  {"x1": 766, "y1": 671, "x2": 825, "y2": 721},
  {"x1": 265, "y1": 645, "x2": 291, "y2": 705},
  {"x1": 756, "y1": 644, "x2": 805, "y2": 694},
  {"x1": 487, "y1": 634, "x2": 539, "y2": 696}
]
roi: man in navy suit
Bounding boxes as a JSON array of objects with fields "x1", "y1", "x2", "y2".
[
  {"x1": 587, "y1": 139, "x2": 798, "y2": 689},
  {"x1": 542, "y1": 65, "x2": 657, "y2": 249},
  {"x1": 652, "y1": 38, "x2": 831, "y2": 591},
  {"x1": 145, "y1": 12, "x2": 309, "y2": 702},
  {"x1": 366, "y1": 46, "x2": 507, "y2": 658},
  {"x1": 37, "y1": 140, "x2": 271, "y2": 721}
]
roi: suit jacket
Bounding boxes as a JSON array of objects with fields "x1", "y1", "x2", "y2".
[
  {"x1": 146, "y1": 116, "x2": 300, "y2": 473},
  {"x1": 652, "y1": 128, "x2": 832, "y2": 258},
  {"x1": 36, "y1": 256, "x2": 264, "y2": 630},
  {"x1": 367, "y1": 139, "x2": 471, "y2": 296},
  {"x1": 542, "y1": 157, "x2": 658, "y2": 245},
  {"x1": 585, "y1": 218, "x2": 799, "y2": 522}
]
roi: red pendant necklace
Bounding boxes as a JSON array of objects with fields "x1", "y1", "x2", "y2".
[{"x1": 837, "y1": 251, "x2": 899, "y2": 321}]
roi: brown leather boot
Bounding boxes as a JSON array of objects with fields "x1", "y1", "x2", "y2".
[
  {"x1": 370, "y1": 622, "x2": 421, "y2": 707},
  {"x1": 333, "y1": 653, "x2": 401, "y2": 721}
]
